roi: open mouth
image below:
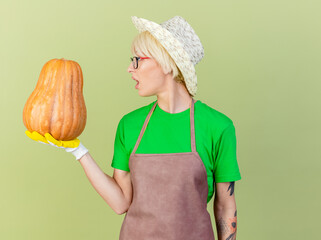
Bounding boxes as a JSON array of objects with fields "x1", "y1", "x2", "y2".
[{"x1": 132, "y1": 76, "x2": 139, "y2": 88}]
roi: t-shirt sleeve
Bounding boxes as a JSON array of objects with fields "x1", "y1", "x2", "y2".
[
  {"x1": 111, "y1": 117, "x2": 130, "y2": 172},
  {"x1": 213, "y1": 123, "x2": 242, "y2": 183}
]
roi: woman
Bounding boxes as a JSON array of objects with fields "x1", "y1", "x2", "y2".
[{"x1": 26, "y1": 16, "x2": 241, "y2": 240}]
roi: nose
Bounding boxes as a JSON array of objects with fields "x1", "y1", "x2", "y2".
[{"x1": 128, "y1": 62, "x2": 135, "y2": 73}]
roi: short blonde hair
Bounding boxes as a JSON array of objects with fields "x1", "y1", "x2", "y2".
[{"x1": 130, "y1": 31, "x2": 192, "y2": 97}]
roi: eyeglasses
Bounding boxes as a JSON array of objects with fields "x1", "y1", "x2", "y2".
[{"x1": 130, "y1": 56, "x2": 150, "y2": 69}]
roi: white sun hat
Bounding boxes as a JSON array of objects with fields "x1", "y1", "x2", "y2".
[{"x1": 131, "y1": 15, "x2": 204, "y2": 96}]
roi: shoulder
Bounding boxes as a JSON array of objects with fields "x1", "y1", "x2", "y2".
[{"x1": 196, "y1": 100, "x2": 234, "y2": 131}]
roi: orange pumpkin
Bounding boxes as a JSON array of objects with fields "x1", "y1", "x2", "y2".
[{"x1": 23, "y1": 58, "x2": 87, "y2": 141}]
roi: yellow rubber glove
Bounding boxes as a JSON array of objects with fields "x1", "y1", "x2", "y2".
[
  {"x1": 25, "y1": 130, "x2": 88, "y2": 160},
  {"x1": 25, "y1": 130, "x2": 49, "y2": 144},
  {"x1": 25, "y1": 130, "x2": 80, "y2": 148}
]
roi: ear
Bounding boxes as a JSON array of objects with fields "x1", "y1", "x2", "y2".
[{"x1": 162, "y1": 67, "x2": 173, "y2": 76}]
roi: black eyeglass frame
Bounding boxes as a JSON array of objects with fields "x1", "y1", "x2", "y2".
[{"x1": 130, "y1": 56, "x2": 151, "y2": 69}]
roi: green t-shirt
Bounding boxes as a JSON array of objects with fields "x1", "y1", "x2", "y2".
[{"x1": 111, "y1": 99, "x2": 242, "y2": 203}]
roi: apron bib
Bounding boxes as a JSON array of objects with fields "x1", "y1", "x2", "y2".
[{"x1": 119, "y1": 98, "x2": 215, "y2": 240}]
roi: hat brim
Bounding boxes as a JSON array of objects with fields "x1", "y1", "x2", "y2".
[{"x1": 131, "y1": 16, "x2": 197, "y2": 96}]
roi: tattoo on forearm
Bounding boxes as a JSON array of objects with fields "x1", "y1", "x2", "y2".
[
  {"x1": 226, "y1": 210, "x2": 237, "y2": 240},
  {"x1": 217, "y1": 217, "x2": 229, "y2": 235},
  {"x1": 217, "y1": 210, "x2": 237, "y2": 240},
  {"x1": 227, "y1": 182, "x2": 235, "y2": 196}
]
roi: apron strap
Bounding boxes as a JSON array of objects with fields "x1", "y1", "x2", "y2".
[
  {"x1": 190, "y1": 98, "x2": 196, "y2": 153},
  {"x1": 131, "y1": 100, "x2": 158, "y2": 156}
]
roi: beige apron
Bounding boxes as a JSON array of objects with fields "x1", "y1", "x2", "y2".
[{"x1": 119, "y1": 98, "x2": 215, "y2": 240}]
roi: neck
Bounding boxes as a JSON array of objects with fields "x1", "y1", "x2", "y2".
[{"x1": 156, "y1": 79, "x2": 194, "y2": 114}]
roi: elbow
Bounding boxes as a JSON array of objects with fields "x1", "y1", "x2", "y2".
[
  {"x1": 116, "y1": 206, "x2": 129, "y2": 215},
  {"x1": 116, "y1": 208, "x2": 128, "y2": 215},
  {"x1": 214, "y1": 197, "x2": 237, "y2": 211},
  {"x1": 115, "y1": 202, "x2": 130, "y2": 215}
]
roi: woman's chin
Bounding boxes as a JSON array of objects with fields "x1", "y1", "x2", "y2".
[{"x1": 138, "y1": 89, "x2": 155, "y2": 97}]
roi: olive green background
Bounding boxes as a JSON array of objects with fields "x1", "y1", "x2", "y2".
[{"x1": 0, "y1": 0, "x2": 320, "y2": 239}]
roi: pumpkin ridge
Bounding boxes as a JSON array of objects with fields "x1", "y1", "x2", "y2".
[
  {"x1": 73, "y1": 62, "x2": 81, "y2": 138},
  {"x1": 66, "y1": 61, "x2": 76, "y2": 139},
  {"x1": 65, "y1": 66, "x2": 73, "y2": 140},
  {"x1": 60, "y1": 60, "x2": 67, "y2": 139},
  {"x1": 58, "y1": 61, "x2": 65, "y2": 140},
  {"x1": 48, "y1": 61, "x2": 63, "y2": 139},
  {"x1": 38, "y1": 62, "x2": 57, "y2": 135},
  {"x1": 77, "y1": 62, "x2": 86, "y2": 137},
  {"x1": 49, "y1": 92, "x2": 57, "y2": 135},
  {"x1": 48, "y1": 61, "x2": 59, "y2": 135},
  {"x1": 23, "y1": 61, "x2": 51, "y2": 130},
  {"x1": 49, "y1": 60, "x2": 59, "y2": 136},
  {"x1": 61, "y1": 60, "x2": 73, "y2": 140},
  {"x1": 33, "y1": 63, "x2": 52, "y2": 132}
]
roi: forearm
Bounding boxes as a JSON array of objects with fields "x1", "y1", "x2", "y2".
[
  {"x1": 214, "y1": 204, "x2": 238, "y2": 240},
  {"x1": 78, "y1": 152, "x2": 128, "y2": 215}
]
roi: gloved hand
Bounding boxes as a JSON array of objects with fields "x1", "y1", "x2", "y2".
[{"x1": 25, "y1": 130, "x2": 89, "y2": 161}]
